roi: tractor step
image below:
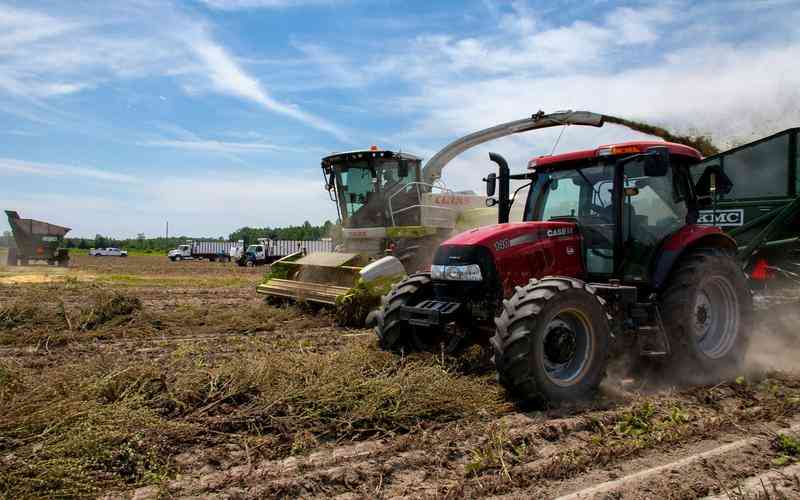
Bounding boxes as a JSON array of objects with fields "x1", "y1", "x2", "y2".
[
  {"x1": 400, "y1": 300, "x2": 461, "y2": 327},
  {"x1": 637, "y1": 325, "x2": 670, "y2": 358},
  {"x1": 256, "y1": 279, "x2": 352, "y2": 305}
]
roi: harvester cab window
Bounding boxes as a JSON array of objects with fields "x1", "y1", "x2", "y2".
[
  {"x1": 338, "y1": 165, "x2": 374, "y2": 221},
  {"x1": 379, "y1": 160, "x2": 418, "y2": 193}
]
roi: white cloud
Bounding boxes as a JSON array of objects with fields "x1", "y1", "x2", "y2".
[
  {"x1": 0, "y1": 158, "x2": 139, "y2": 183},
  {"x1": 198, "y1": 0, "x2": 342, "y2": 10},
  {"x1": 0, "y1": 3, "x2": 347, "y2": 140},
  {"x1": 183, "y1": 32, "x2": 350, "y2": 140},
  {"x1": 143, "y1": 138, "x2": 297, "y2": 153}
]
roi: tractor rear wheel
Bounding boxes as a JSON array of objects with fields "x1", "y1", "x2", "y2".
[
  {"x1": 492, "y1": 277, "x2": 610, "y2": 404},
  {"x1": 375, "y1": 273, "x2": 437, "y2": 352},
  {"x1": 660, "y1": 248, "x2": 752, "y2": 381},
  {"x1": 7, "y1": 247, "x2": 17, "y2": 266}
]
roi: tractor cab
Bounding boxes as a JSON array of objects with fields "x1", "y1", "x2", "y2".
[
  {"x1": 522, "y1": 141, "x2": 704, "y2": 286},
  {"x1": 322, "y1": 149, "x2": 424, "y2": 229}
]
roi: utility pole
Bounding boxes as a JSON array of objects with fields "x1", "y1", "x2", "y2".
[{"x1": 166, "y1": 221, "x2": 169, "y2": 240}]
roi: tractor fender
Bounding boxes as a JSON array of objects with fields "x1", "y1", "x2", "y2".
[{"x1": 651, "y1": 225, "x2": 737, "y2": 290}]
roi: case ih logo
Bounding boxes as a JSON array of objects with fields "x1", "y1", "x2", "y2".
[
  {"x1": 546, "y1": 227, "x2": 574, "y2": 238},
  {"x1": 698, "y1": 209, "x2": 744, "y2": 227}
]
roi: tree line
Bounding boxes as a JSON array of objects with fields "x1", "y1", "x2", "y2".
[
  {"x1": 0, "y1": 221, "x2": 340, "y2": 253},
  {"x1": 229, "y1": 220, "x2": 339, "y2": 246}
]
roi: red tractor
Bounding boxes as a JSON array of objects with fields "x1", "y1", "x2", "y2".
[{"x1": 374, "y1": 140, "x2": 752, "y2": 403}]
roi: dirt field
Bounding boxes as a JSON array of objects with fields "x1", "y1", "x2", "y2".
[{"x1": 2, "y1": 254, "x2": 800, "y2": 499}]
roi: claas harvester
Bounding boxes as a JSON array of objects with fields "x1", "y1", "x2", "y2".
[{"x1": 375, "y1": 121, "x2": 800, "y2": 404}]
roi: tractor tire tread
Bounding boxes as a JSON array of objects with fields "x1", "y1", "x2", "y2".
[
  {"x1": 492, "y1": 276, "x2": 610, "y2": 404},
  {"x1": 659, "y1": 247, "x2": 752, "y2": 383},
  {"x1": 375, "y1": 273, "x2": 432, "y2": 351}
]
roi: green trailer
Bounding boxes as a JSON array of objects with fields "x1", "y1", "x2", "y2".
[
  {"x1": 5, "y1": 210, "x2": 71, "y2": 267},
  {"x1": 692, "y1": 128, "x2": 800, "y2": 287}
]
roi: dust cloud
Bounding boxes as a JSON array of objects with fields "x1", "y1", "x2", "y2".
[{"x1": 746, "y1": 294, "x2": 800, "y2": 375}]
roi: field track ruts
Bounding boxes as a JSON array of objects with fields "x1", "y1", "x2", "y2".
[{"x1": 111, "y1": 388, "x2": 800, "y2": 499}]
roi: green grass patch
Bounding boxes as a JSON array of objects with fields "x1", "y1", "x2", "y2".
[
  {"x1": 94, "y1": 274, "x2": 254, "y2": 288},
  {"x1": 773, "y1": 433, "x2": 800, "y2": 466}
]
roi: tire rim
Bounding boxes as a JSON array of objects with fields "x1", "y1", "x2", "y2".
[
  {"x1": 540, "y1": 309, "x2": 592, "y2": 387},
  {"x1": 693, "y1": 275, "x2": 739, "y2": 359}
]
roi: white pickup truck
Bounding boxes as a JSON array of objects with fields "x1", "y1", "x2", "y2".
[{"x1": 89, "y1": 247, "x2": 128, "y2": 257}]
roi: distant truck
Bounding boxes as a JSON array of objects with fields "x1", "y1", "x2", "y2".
[
  {"x1": 168, "y1": 240, "x2": 242, "y2": 262},
  {"x1": 234, "y1": 238, "x2": 335, "y2": 267},
  {"x1": 89, "y1": 247, "x2": 128, "y2": 257}
]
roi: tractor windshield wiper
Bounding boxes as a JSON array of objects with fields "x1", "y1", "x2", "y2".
[{"x1": 575, "y1": 167, "x2": 605, "y2": 208}]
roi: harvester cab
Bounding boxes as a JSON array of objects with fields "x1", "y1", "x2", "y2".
[{"x1": 375, "y1": 139, "x2": 754, "y2": 404}]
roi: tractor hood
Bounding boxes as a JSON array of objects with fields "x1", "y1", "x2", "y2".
[
  {"x1": 435, "y1": 220, "x2": 585, "y2": 296},
  {"x1": 442, "y1": 221, "x2": 578, "y2": 253}
]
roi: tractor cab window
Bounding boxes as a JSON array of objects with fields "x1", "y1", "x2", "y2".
[
  {"x1": 620, "y1": 158, "x2": 687, "y2": 280},
  {"x1": 534, "y1": 165, "x2": 616, "y2": 276}
]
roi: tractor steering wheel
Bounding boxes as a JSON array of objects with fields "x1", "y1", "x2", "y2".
[{"x1": 590, "y1": 204, "x2": 613, "y2": 223}]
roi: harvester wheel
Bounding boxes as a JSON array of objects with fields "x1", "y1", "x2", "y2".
[
  {"x1": 492, "y1": 277, "x2": 610, "y2": 404},
  {"x1": 7, "y1": 247, "x2": 17, "y2": 266},
  {"x1": 660, "y1": 248, "x2": 752, "y2": 382},
  {"x1": 375, "y1": 273, "x2": 435, "y2": 351}
]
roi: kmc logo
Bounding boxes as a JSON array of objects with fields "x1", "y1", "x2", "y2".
[{"x1": 698, "y1": 209, "x2": 744, "y2": 227}]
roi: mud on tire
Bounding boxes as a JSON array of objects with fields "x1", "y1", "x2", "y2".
[
  {"x1": 660, "y1": 248, "x2": 752, "y2": 382},
  {"x1": 491, "y1": 277, "x2": 610, "y2": 404},
  {"x1": 374, "y1": 273, "x2": 432, "y2": 351}
]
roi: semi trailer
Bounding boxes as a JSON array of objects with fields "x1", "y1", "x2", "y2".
[
  {"x1": 168, "y1": 240, "x2": 242, "y2": 262},
  {"x1": 235, "y1": 238, "x2": 335, "y2": 267}
]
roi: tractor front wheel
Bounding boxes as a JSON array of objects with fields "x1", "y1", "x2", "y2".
[
  {"x1": 492, "y1": 277, "x2": 610, "y2": 404},
  {"x1": 660, "y1": 248, "x2": 752, "y2": 381},
  {"x1": 374, "y1": 273, "x2": 439, "y2": 352}
]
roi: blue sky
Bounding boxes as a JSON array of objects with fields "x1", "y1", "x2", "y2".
[{"x1": 1, "y1": 0, "x2": 799, "y2": 238}]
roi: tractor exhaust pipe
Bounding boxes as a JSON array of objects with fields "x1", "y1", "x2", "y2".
[{"x1": 489, "y1": 152, "x2": 511, "y2": 224}]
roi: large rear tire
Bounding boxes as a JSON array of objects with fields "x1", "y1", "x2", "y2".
[
  {"x1": 374, "y1": 273, "x2": 435, "y2": 351},
  {"x1": 492, "y1": 277, "x2": 610, "y2": 404},
  {"x1": 660, "y1": 248, "x2": 752, "y2": 382}
]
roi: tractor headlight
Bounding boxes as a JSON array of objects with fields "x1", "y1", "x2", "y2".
[{"x1": 431, "y1": 264, "x2": 483, "y2": 282}]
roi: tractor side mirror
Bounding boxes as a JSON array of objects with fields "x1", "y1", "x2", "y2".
[
  {"x1": 484, "y1": 172, "x2": 497, "y2": 197},
  {"x1": 326, "y1": 172, "x2": 335, "y2": 191},
  {"x1": 398, "y1": 159, "x2": 409, "y2": 178},
  {"x1": 643, "y1": 146, "x2": 670, "y2": 177}
]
